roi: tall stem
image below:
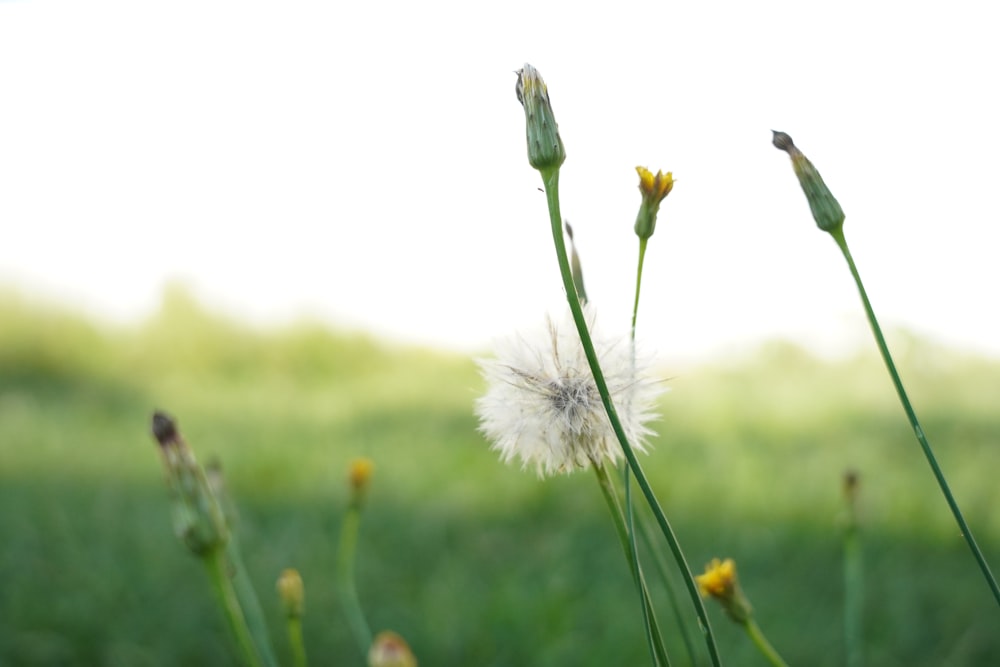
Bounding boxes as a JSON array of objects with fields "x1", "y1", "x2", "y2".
[
  {"x1": 542, "y1": 168, "x2": 722, "y2": 666},
  {"x1": 203, "y1": 549, "x2": 265, "y2": 667},
  {"x1": 830, "y1": 227, "x2": 1000, "y2": 608},
  {"x1": 337, "y1": 504, "x2": 373, "y2": 655}
]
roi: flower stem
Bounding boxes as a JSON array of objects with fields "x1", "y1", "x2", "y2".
[
  {"x1": 829, "y1": 227, "x2": 1000, "y2": 608},
  {"x1": 593, "y1": 463, "x2": 671, "y2": 667},
  {"x1": 638, "y1": 512, "x2": 700, "y2": 667},
  {"x1": 226, "y1": 543, "x2": 280, "y2": 667},
  {"x1": 285, "y1": 616, "x2": 308, "y2": 667},
  {"x1": 542, "y1": 167, "x2": 722, "y2": 666},
  {"x1": 337, "y1": 503, "x2": 373, "y2": 656},
  {"x1": 203, "y1": 549, "x2": 265, "y2": 667},
  {"x1": 743, "y1": 618, "x2": 789, "y2": 667},
  {"x1": 632, "y1": 237, "x2": 648, "y2": 338}
]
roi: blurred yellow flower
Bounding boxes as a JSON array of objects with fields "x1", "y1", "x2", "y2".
[{"x1": 696, "y1": 558, "x2": 736, "y2": 599}]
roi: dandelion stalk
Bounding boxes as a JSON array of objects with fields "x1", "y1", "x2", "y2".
[
  {"x1": 542, "y1": 166, "x2": 721, "y2": 667},
  {"x1": 830, "y1": 226, "x2": 1000, "y2": 607},
  {"x1": 593, "y1": 462, "x2": 671, "y2": 667},
  {"x1": 773, "y1": 130, "x2": 1000, "y2": 608},
  {"x1": 515, "y1": 63, "x2": 719, "y2": 664},
  {"x1": 338, "y1": 459, "x2": 374, "y2": 657}
]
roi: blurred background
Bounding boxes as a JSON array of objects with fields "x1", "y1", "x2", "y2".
[{"x1": 2, "y1": 0, "x2": 999, "y2": 665}]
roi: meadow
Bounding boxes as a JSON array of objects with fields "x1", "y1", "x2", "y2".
[{"x1": 1, "y1": 288, "x2": 999, "y2": 666}]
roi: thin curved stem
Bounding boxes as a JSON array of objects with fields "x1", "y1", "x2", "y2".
[
  {"x1": 744, "y1": 618, "x2": 789, "y2": 667},
  {"x1": 830, "y1": 227, "x2": 1000, "y2": 608},
  {"x1": 542, "y1": 167, "x2": 722, "y2": 666}
]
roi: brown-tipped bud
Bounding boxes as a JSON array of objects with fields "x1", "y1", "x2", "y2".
[
  {"x1": 772, "y1": 130, "x2": 845, "y2": 233},
  {"x1": 149, "y1": 411, "x2": 230, "y2": 556},
  {"x1": 368, "y1": 631, "x2": 417, "y2": 667},
  {"x1": 151, "y1": 410, "x2": 179, "y2": 447},
  {"x1": 696, "y1": 558, "x2": 754, "y2": 625},
  {"x1": 515, "y1": 64, "x2": 566, "y2": 173},
  {"x1": 276, "y1": 568, "x2": 305, "y2": 619}
]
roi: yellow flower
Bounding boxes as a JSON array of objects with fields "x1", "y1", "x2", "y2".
[
  {"x1": 634, "y1": 167, "x2": 674, "y2": 240},
  {"x1": 696, "y1": 558, "x2": 736, "y2": 599},
  {"x1": 636, "y1": 166, "x2": 674, "y2": 202},
  {"x1": 696, "y1": 557, "x2": 753, "y2": 624},
  {"x1": 349, "y1": 458, "x2": 375, "y2": 492}
]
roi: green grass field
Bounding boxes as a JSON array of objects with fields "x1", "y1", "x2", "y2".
[{"x1": 2, "y1": 289, "x2": 999, "y2": 666}]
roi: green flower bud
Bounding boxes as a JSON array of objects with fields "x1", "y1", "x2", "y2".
[
  {"x1": 772, "y1": 131, "x2": 845, "y2": 233},
  {"x1": 515, "y1": 64, "x2": 566, "y2": 173}
]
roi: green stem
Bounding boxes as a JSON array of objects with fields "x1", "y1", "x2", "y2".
[
  {"x1": 593, "y1": 463, "x2": 671, "y2": 667},
  {"x1": 542, "y1": 167, "x2": 722, "y2": 667},
  {"x1": 638, "y1": 512, "x2": 700, "y2": 667},
  {"x1": 632, "y1": 237, "x2": 648, "y2": 338},
  {"x1": 286, "y1": 617, "x2": 308, "y2": 667},
  {"x1": 227, "y1": 542, "x2": 280, "y2": 667},
  {"x1": 337, "y1": 503, "x2": 373, "y2": 656},
  {"x1": 830, "y1": 227, "x2": 1000, "y2": 608},
  {"x1": 203, "y1": 549, "x2": 265, "y2": 667},
  {"x1": 744, "y1": 618, "x2": 789, "y2": 667}
]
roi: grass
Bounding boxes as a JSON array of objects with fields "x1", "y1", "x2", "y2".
[{"x1": 1, "y1": 288, "x2": 999, "y2": 666}]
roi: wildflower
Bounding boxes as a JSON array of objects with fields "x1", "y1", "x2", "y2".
[
  {"x1": 634, "y1": 166, "x2": 674, "y2": 240},
  {"x1": 476, "y1": 304, "x2": 662, "y2": 477},
  {"x1": 696, "y1": 558, "x2": 753, "y2": 624},
  {"x1": 348, "y1": 457, "x2": 375, "y2": 506},
  {"x1": 772, "y1": 131, "x2": 845, "y2": 233},
  {"x1": 515, "y1": 63, "x2": 566, "y2": 173}
]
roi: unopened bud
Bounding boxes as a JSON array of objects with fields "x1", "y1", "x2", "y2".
[
  {"x1": 772, "y1": 130, "x2": 845, "y2": 233},
  {"x1": 515, "y1": 64, "x2": 566, "y2": 173},
  {"x1": 634, "y1": 166, "x2": 674, "y2": 240}
]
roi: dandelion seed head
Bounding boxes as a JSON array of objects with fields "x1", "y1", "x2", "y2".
[{"x1": 476, "y1": 305, "x2": 663, "y2": 477}]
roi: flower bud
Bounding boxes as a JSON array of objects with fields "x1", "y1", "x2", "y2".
[
  {"x1": 368, "y1": 630, "x2": 417, "y2": 667},
  {"x1": 634, "y1": 166, "x2": 674, "y2": 240},
  {"x1": 348, "y1": 457, "x2": 375, "y2": 507},
  {"x1": 696, "y1": 557, "x2": 753, "y2": 625},
  {"x1": 276, "y1": 568, "x2": 305, "y2": 619},
  {"x1": 515, "y1": 64, "x2": 566, "y2": 173},
  {"x1": 772, "y1": 131, "x2": 845, "y2": 233},
  {"x1": 150, "y1": 411, "x2": 230, "y2": 556}
]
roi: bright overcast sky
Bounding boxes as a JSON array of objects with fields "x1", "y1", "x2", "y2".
[{"x1": 2, "y1": 0, "x2": 998, "y2": 362}]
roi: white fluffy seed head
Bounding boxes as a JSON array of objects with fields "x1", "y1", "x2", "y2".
[{"x1": 475, "y1": 305, "x2": 663, "y2": 477}]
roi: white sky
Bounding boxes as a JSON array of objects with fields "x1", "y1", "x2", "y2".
[{"x1": 2, "y1": 0, "x2": 998, "y2": 361}]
